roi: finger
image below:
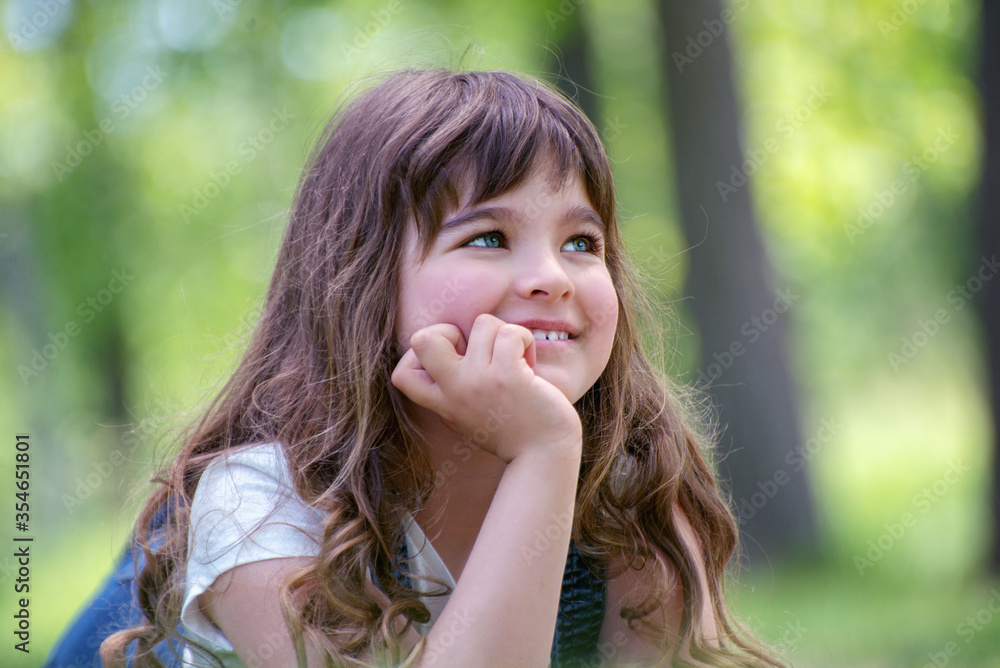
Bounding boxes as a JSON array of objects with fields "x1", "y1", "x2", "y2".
[
  {"x1": 405, "y1": 322, "x2": 466, "y2": 357},
  {"x1": 492, "y1": 323, "x2": 536, "y2": 370},
  {"x1": 391, "y1": 348, "x2": 445, "y2": 411},
  {"x1": 408, "y1": 324, "x2": 466, "y2": 387},
  {"x1": 464, "y1": 313, "x2": 503, "y2": 366}
]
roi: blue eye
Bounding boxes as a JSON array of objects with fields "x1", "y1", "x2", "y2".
[
  {"x1": 464, "y1": 231, "x2": 603, "y2": 254},
  {"x1": 467, "y1": 232, "x2": 504, "y2": 248},
  {"x1": 563, "y1": 235, "x2": 601, "y2": 253}
]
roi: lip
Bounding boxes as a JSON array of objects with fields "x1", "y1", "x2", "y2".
[{"x1": 510, "y1": 318, "x2": 580, "y2": 340}]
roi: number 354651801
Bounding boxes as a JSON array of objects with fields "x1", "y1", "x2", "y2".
[{"x1": 15, "y1": 435, "x2": 29, "y2": 531}]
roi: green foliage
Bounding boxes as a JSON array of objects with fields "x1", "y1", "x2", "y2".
[{"x1": 0, "y1": 0, "x2": 987, "y2": 664}]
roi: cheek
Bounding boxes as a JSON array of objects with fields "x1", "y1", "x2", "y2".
[
  {"x1": 583, "y1": 271, "x2": 619, "y2": 345},
  {"x1": 398, "y1": 267, "x2": 498, "y2": 344}
]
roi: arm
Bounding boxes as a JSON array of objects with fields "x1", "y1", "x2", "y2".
[
  {"x1": 393, "y1": 314, "x2": 585, "y2": 667},
  {"x1": 416, "y1": 445, "x2": 580, "y2": 667},
  {"x1": 201, "y1": 557, "x2": 422, "y2": 666},
  {"x1": 598, "y1": 502, "x2": 718, "y2": 667},
  {"x1": 200, "y1": 557, "x2": 331, "y2": 666}
]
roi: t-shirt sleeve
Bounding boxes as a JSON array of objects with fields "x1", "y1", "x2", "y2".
[{"x1": 180, "y1": 442, "x2": 325, "y2": 654}]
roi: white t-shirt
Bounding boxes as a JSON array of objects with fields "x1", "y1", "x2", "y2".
[{"x1": 179, "y1": 442, "x2": 457, "y2": 667}]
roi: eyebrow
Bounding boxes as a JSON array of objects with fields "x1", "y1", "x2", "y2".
[{"x1": 440, "y1": 204, "x2": 606, "y2": 235}]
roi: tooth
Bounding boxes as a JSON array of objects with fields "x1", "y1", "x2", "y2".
[
  {"x1": 532, "y1": 330, "x2": 546, "y2": 340},
  {"x1": 547, "y1": 330, "x2": 559, "y2": 340},
  {"x1": 558, "y1": 332, "x2": 568, "y2": 340}
]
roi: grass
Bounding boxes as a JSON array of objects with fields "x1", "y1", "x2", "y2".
[{"x1": 732, "y1": 559, "x2": 1000, "y2": 667}]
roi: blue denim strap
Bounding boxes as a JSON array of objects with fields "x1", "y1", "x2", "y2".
[{"x1": 550, "y1": 540, "x2": 606, "y2": 667}]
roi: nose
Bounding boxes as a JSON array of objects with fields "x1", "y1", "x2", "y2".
[{"x1": 512, "y1": 249, "x2": 574, "y2": 301}]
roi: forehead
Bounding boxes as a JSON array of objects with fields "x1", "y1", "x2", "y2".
[{"x1": 417, "y1": 153, "x2": 587, "y2": 235}]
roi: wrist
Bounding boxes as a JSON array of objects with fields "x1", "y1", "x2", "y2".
[{"x1": 505, "y1": 433, "x2": 582, "y2": 468}]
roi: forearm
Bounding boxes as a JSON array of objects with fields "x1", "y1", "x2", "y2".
[{"x1": 416, "y1": 443, "x2": 581, "y2": 667}]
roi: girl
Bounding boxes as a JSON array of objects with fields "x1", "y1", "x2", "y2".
[{"x1": 101, "y1": 68, "x2": 786, "y2": 667}]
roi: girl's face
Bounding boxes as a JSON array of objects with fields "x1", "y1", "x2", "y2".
[{"x1": 395, "y1": 162, "x2": 618, "y2": 404}]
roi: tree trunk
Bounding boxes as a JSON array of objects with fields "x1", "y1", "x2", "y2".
[
  {"x1": 973, "y1": 0, "x2": 1000, "y2": 574},
  {"x1": 545, "y1": 3, "x2": 600, "y2": 125},
  {"x1": 655, "y1": 0, "x2": 817, "y2": 561}
]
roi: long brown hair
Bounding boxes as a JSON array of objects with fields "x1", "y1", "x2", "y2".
[{"x1": 102, "y1": 68, "x2": 786, "y2": 667}]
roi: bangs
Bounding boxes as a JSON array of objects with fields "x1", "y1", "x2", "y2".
[
  {"x1": 448, "y1": 91, "x2": 589, "y2": 208},
  {"x1": 370, "y1": 69, "x2": 616, "y2": 256}
]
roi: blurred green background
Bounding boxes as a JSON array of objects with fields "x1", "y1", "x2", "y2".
[{"x1": 1, "y1": 0, "x2": 997, "y2": 666}]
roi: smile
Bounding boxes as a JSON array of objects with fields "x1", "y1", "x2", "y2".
[{"x1": 531, "y1": 330, "x2": 571, "y2": 341}]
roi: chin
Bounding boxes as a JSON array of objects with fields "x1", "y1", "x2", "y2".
[{"x1": 538, "y1": 373, "x2": 588, "y2": 405}]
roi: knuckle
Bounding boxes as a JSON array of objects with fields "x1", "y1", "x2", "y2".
[
  {"x1": 489, "y1": 372, "x2": 514, "y2": 393},
  {"x1": 474, "y1": 312, "x2": 498, "y2": 327},
  {"x1": 410, "y1": 329, "x2": 431, "y2": 347},
  {"x1": 497, "y1": 323, "x2": 521, "y2": 338}
]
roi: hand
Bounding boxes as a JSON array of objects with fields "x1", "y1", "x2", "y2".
[{"x1": 391, "y1": 313, "x2": 582, "y2": 463}]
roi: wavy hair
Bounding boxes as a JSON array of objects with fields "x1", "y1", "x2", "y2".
[{"x1": 102, "y1": 68, "x2": 786, "y2": 667}]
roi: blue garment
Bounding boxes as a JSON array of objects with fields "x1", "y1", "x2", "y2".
[
  {"x1": 551, "y1": 542, "x2": 606, "y2": 667},
  {"x1": 44, "y1": 502, "x2": 180, "y2": 668},
  {"x1": 42, "y1": 545, "x2": 141, "y2": 668},
  {"x1": 42, "y1": 544, "x2": 183, "y2": 668}
]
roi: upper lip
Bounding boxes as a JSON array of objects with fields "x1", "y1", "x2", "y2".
[{"x1": 511, "y1": 319, "x2": 580, "y2": 338}]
